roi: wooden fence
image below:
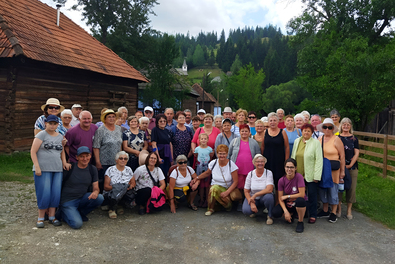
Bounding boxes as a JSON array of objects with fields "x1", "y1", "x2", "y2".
[{"x1": 354, "y1": 131, "x2": 395, "y2": 180}]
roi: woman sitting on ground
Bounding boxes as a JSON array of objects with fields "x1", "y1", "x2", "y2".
[
  {"x1": 103, "y1": 151, "x2": 135, "y2": 219},
  {"x1": 192, "y1": 144, "x2": 240, "y2": 216},
  {"x1": 242, "y1": 154, "x2": 274, "y2": 225},
  {"x1": 133, "y1": 152, "x2": 166, "y2": 215},
  {"x1": 272, "y1": 158, "x2": 307, "y2": 233},
  {"x1": 168, "y1": 155, "x2": 200, "y2": 213}
]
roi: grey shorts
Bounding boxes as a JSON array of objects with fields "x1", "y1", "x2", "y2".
[{"x1": 319, "y1": 183, "x2": 339, "y2": 205}]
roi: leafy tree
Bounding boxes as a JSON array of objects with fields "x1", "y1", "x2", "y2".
[
  {"x1": 192, "y1": 44, "x2": 206, "y2": 67},
  {"x1": 207, "y1": 50, "x2": 215, "y2": 66},
  {"x1": 227, "y1": 63, "x2": 265, "y2": 112},
  {"x1": 288, "y1": 0, "x2": 395, "y2": 129},
  {"x1": 230, "y1": 54, "x2": 242, "y2": 74}
]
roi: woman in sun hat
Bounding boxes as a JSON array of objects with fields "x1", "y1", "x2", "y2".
[
  {"x1": 316, "y1": 118, "x2": 345, "y2": 224},
  {"x1": 93, "y1": 109, "x2": 123, "y2": 192},
  {"x1": 34, "y1": 98, "x2": 67, "y2": 136}
]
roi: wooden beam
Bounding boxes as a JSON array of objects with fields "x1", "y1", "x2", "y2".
[
  {"x1": 359, "y1": 140, "x2": 384, "y2": 149},
  {"x1": 354, "y1": 131, "x2": 386, "y2": 139}
]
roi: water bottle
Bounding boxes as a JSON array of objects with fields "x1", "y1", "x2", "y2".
[{"x1": 338, "y1": 179, "x2": 344, "y2": 192}]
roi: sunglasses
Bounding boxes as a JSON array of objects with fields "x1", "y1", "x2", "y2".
[
  {"x1": 248, "y1": 116, "x2": 256, "y2": 119},
  {"x1": 118, "y1": 157, "x2": 128, "y2": 161},
  {"x1": 177, "y1": 161, "x2": 187, "y2": 164},
  {"x1": 48, "y1": 106, "x2": 60, "y2": 110},
  {"x1": 145, "y1": 111, "x2": 152, "y2": 113},
  {"x1": 322, "y1": 126, "x2": 333, "y2": 130}
]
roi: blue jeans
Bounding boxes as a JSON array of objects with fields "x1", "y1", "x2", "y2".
[
  {"x1": 306, "y1": 181, "x2": 319, "y2": 218},
  {"x1": 242, "y1": 193, "x2": 274, "y2": 217},
  {"x1": 34, "y1": 171, "x2": 63, "y2": 209},
  {"x1": 60, "y1": 193, "x2": 104, "y2": 229}
]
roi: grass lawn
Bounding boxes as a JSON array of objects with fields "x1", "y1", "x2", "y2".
[
  {"x1": 352, "y1": 163, "x2": 395, "y2": 229},
  {"x1": 0, "y1": 152, "x2": 33, "y2": 183},
  {"x1": 187, "y1": 66, "x2": 224, "y2": 84}
]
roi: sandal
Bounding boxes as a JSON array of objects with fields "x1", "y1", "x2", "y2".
[
  {"x1": 108, "y1": 210, "x2": 117, "y2": 219},
  {"x1": 117, "y1": 206, "x2": 124, "y2": 215},
  {"x1": 36, "y1": 220, "x2": 44, "y2": 228},
  {"x1": 308, "y1": 217, "x2": 316, "y2": 224},
  {"x1": 205, "y1": 209, "x2": 214, "y2": 216},
  {"x1": 49, "y1": 219, "x2": 62, "y2": 226},
  {"x1": 188, "y1": 204, "x2": 198, "y2": 211}
]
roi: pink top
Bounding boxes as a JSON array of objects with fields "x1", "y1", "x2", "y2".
[
  {"x1": 192, "y1": 126, "x2": 221, "y2": 149},
  {"x1": 235, "y1": 140, "x2": 254, "y2": 175}
]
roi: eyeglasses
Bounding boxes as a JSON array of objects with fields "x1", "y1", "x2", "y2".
[
  {"x1": 48, "y1": 106, "x2": 60, "y2": 110},
  {"x1": 62, "y1": 116, "x2": 72, "y2": 119},
  {"x1": 177, "y1": 161, "x2": 187, "y2": 164},
  {"x1": 118, "y1": 157, "x2": 128, "y2": 161},
  {"x1": 285, "y1": 166, "x2": 295, "y2": 169},
  {"x1": 145, "y1": 111, "x2": 152, "y2": 114},
  {"x1": 159, "y1": 120, "x2": 166, "y2": 123},
  {"x1": 322, "y1": 126, "x2": 333, "y2": 130},
  {"x1": 248, "y1": 116, "x2": 256, "y2": 119}
]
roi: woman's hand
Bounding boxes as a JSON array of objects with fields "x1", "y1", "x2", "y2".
[
  {"x1": 284, "y1": 211, "x2": 292, "y2": 223},
  {"x1": 220, "y1": 190, "x2": 229, "y2": 198},
  {"x1": 346, "y1": 165, "x2": 352, "y2": 169},
  {"x1": 190, "y1": 181, "x2": 199, "y2": 191},
  {"x1": 96, "y1": 161, "x2": 103, "y2": 170},
  {"x1": 281, "y1": 195, "x2": 288, "y2": 201},
  {"x1": 251, "y1": 203, "x2": 258, "y2": 213},
  {"x1": 62, "y1": 137, "x2": 68, "y2": 147},
  {"x1": 63, "y1": 162, "x2": 72, "y2": 171},
  {"x1": 170, "y1": 203, "x2": 176, "y2": 213},
  {"x1": 35, "y1": 167, "x2": 42, "y2": 176}
]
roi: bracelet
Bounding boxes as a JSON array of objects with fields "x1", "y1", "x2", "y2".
[{"x1": 169, "y1": 197, "x2": 175, "y2": 200}]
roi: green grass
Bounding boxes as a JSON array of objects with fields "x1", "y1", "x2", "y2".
[
  {"x1": 187, "y1": 66, "x2": 224, "y2": 84},
  {"x1": 353, "y1": 163, "x2": 395, "y2": 229},
  {"x1": 0, "y1": 152, "x2": 33, "y2": 183}
]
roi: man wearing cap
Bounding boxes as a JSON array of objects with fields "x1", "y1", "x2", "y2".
[
  {"x1": 311, "y1": 114, "x2": 324, "y2": 139},
  {"x1": 184, "y1": 109, "x2": 193, "y2": 127},
  {"x1": 65, "y1": 111, "x2": 98, "y2": 163},
  {"x1": 197, "y1": 109, "x2": 206, "y2": 127},
  {"x1": 57, "y1": 146, "x2": 103, "y2": 229},
  {"x1": 164, "y1": 107, "x2": 177, "y2": 130},
  {"x1": 223, "y1": 107, "x2": 235, "y2": 125},
  {"x1": 144, "y1": 106, "x2": 156, "y2": 130},
  {"x1": 70, "y1": 104, "x2": 82, "y2": 127}
]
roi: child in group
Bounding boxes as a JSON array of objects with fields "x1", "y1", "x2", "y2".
[{"x1": 194, "y1": 133, "x2": 213, "y2": 207}]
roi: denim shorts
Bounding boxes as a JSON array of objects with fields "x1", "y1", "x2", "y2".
[{"x1": 319, "y1": 183, "x2": 339, "y2": 205}]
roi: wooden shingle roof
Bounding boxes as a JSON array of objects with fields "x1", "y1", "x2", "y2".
[
  {"x1": 192, "y1": 83, "x2": 218, "y2": 103},
  {"x1": 0, "y1": 0, "x2": 148, "y2": 82}
]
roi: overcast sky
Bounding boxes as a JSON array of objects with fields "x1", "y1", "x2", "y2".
[{"x1": 39, "y1": 0, "x2": 304, "y2": 38}]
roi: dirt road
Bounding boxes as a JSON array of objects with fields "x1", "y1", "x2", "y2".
[{"x1": 1, "y1": 181, "x2": 394, "y2": 263}]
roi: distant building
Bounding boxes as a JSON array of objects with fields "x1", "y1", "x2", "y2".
[{"x1": 175, "y1": 59, "x2": 188, "y2": 76}]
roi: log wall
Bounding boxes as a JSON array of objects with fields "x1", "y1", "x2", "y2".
[{"x1": 0, "y1": 58, "x2": 142, "y2": 153}]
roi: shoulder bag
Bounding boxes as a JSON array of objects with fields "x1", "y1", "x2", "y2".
[
  {"x1": 319, "y1": 139, "x2": 334, "y2": 189},
  {"x1": 218, "y1": 161, "x2": 242, "y2": 201}
]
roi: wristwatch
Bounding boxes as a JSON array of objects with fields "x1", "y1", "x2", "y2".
[{"x1": 288, "y1": 195, "x2": 290, "y2": 199}]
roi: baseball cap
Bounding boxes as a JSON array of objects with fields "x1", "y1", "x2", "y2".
[
  {"x1": 77, "y1": 146, "x2": 91, "y2": 156},
  {"x1": 197, "y1": 109, "x2": 206, "y2": 114},
  {"x1": 144, "y1": 106, "x2": 154, "y2": 112},
  {"x1": 45, "y1": 115, "x2": 59, "y2": 123},
  {"x1": 71, "y1": 104, "x2": 82, "y2": 109}
]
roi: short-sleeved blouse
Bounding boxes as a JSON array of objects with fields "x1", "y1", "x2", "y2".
[
  {"x1": 92, "y1": 125, "x2": 123, "y2": 166},
  {"x1": 191, "y1": 126, "x2": 221, "y2": 149}
]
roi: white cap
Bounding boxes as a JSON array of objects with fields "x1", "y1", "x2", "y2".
[
  {"x1": 71, "y1": 104, "x2": 82, "y2": 109},
  {"x1": 223, "y1": 107, "x2": 232, "y2": 113},
  {"x1": 261, "y1": 116, "x2": 268, "y2": 122},
  {"x1": 144, "y1": 106, "x2": 154, "y2": 112},
  {"x1": 197, "y1": 109, "x2": 206, "y2": 114}
]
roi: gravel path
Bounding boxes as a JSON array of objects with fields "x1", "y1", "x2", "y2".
[{"x1": 1, "y1": 181, "x2": 394, "y2": 263}]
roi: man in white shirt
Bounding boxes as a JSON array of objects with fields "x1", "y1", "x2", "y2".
[{"x1": 70, "y1": 104, "x2": 82, "y2": 126}]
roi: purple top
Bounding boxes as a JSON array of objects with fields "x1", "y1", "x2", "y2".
[
  {"x1": 65, "y1": 124, "x2": 98, "y2": 163},
  {"x1": 278, "y1": 172, "x2": 307, "y2": 200}
]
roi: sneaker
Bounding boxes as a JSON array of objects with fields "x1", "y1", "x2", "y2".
[
  {"x1": 296, "y1": 221, "x2": 304, "y2": 233},
  {"x1": 328, "y1": 213, "x2": 337, "y2": 223},
  {"x1": 138, "y1": 208, "x2": 145, "y2": 215},
  {"x1": 317, "y1": 210, "x2": 330, "y2": 218},
  {"x1": 49, "y1": 219, "x2": 62, "y2": 226},
  {"x1": 80, "y1": 214, "x2": 89, "y2": 222},
  {"x1": 266, "y1": 216, "x2": 273, "y2": 225},
  {"x1": 36, "y1": 221, "x2": 44, "y2": 228}
]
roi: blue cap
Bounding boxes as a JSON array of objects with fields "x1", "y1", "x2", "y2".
[
  {"x1": 45, "y1": 115, "x2": 59, "y2": 123},
  {"x1": 77, "y1": 146, "x2": 91, "y2": 156}
]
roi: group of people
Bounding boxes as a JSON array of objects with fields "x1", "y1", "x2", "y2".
[{"x1": 31, "y1": 98, "x2": 359, "y2": 233}]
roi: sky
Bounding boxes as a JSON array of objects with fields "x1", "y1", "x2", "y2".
[{"x1": 38, "y1": 0, "x2": 304, "y2": 38}]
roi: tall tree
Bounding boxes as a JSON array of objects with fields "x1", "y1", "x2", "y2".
[
  {"x1": 192, "y1": 44, "x2": 206, "y2": 66},
  {"x1": 288, "y1": 0, "x2": 395, "y2": 129}
]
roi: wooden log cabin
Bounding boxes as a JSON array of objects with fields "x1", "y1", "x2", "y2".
[{"x1": 0, "y1": 0, "x2": 148, "y2": 153}]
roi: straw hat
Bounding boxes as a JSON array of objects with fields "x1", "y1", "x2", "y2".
[
  {"x1": 316, "y1": 118, "x2": 339, "y2": 133},
  {"x1": 100, "y1": 109, "x2": 116, "y2": 123},
  {"x1": 139, "y1": 150, "x2": 150, "y2": 166},
  {"x1": 41, "y1": 98, "x2": 64, "y2": 112}
]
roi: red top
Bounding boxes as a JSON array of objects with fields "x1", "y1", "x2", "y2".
[
  {"x1": 192, "y1": 126, "x2": 221, "y2": 149},
  {"x1": 278, "y1": 121, "x2": 286, "y2": 129}
]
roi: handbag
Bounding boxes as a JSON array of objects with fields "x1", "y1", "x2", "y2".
[
  {"x1": 330, "y1": 160, "x2": 340, "y2": 171},
  {"x1": 319, "y1": 139, "x2": 334, "y2": 189},
  {"x1": 218, "y1": 162, "x2": 242, "y2": 201}
]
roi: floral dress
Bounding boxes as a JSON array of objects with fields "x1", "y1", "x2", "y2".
[
  {"x1": 172, "y1": 127, "x2": 193, "y2": 160},
  {"x1": 122, "y1": 130, "x2": 146, "y2": 171}
]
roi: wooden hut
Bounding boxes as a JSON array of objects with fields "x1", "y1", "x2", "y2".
[{"x1": 0, "y1": 0, "x2": 148, "y2": 153}]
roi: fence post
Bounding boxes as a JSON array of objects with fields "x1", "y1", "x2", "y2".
[{"x1": 383, "y1": 135, "x2": 388, "y2": 178}]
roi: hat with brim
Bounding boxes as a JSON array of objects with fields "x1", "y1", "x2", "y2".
[
  {"x1": 139, "y1": 150, "x2": 150, "y2": 166},
  {"x1": 41, "y1": 98, "x2": 65, "y2": 112},
  {"x1": 223, "y1": 107, "x2": 232, "y2": 113},
  {"x1": 100, "y1": 109, "x2": 116, "y2": 123},
  {"x1": 316, "y1": 118, "x2": 339, "y2": 133}
]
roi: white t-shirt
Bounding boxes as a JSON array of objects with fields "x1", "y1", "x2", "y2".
[
  {"x1": 244, "y1": 169, "x2": 274, "y2": 199},
  {"x1": 133, "y1": 165, "x2": 165, "y2": 191},
  {"x1": 104, "y1": 165, "x2": 134, "y2": 194},
  {"x1": 209, "y1": 160, "x2": 238, "y2": 188},
  {"x1": 169, "y1": 166, "x2": 195, "y2": 188}
]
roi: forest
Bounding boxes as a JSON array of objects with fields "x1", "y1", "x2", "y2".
[{"x1": 59, "y1": 0, "x2": 395, "y2": 129}]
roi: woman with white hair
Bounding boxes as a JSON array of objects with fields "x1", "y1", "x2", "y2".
[
  {"x1": 103, "y1": 151, "x2": 135, "y2": 219},
  {"x1": 338, "y1": 118, "x2": 359, "y2": 220},
  {"x1": 139, "y1": 116, "x2": 152, "y2": 152},
  {"x1": 214, "y1": 115, "x2": 223, "y2": 132},
  {"x1": 294, "y1": 114, "x2": 305, "y2": 130},
  {"x1": 242, "y1": 154, "x2": 275, "y2": 225},
  {"x1": 61, "y1": 109, "x2": 73, "y2": 131},
  {"x1": 301, "y1": 111, "x2": 310, "y2": 124}
]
